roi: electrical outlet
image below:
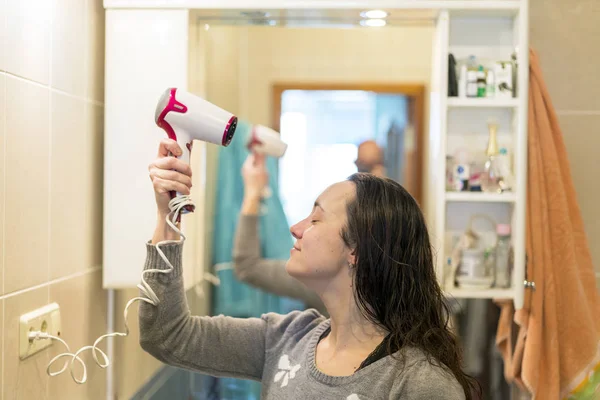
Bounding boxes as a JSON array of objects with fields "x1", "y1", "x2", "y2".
[{"x1": 19, "y1": 303, "x2": 61, "y2": 360}]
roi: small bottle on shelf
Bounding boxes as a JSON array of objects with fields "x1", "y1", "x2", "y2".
[
  {"x1": 476, "y1": 65, "x2": 487, "y2": 97},
  {"x1": 466, "y1": 56, "x2": 478, "y2": 98},
  {"x1": 452, "y1": 149, "x2": 471, "y2": 191},
  {"x1": 486, "y1": 70, "x2": 495, "y2": 98},
  {"x1": 494, "y1": 224, "x2": 512, "y2": 288}
]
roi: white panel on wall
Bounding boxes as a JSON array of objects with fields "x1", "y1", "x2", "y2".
[{"x1": 103, "y1": 9, "x2": 190, "y2": 288}]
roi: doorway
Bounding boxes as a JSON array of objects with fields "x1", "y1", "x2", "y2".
[{"x1": 273, "y1": 83, "x2": 425, "y2": 226}]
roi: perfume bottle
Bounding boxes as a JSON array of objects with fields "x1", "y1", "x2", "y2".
[{"x1": 481, "y1": 121, "x2": 506, "y2": 193}]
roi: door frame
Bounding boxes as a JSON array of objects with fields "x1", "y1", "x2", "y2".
[{"x1": 272, "y1": 82, "x2": 426, "y2": 205}]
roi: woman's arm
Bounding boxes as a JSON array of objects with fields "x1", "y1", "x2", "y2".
[
  {"x1": 235, "y1": 154, "x2": 326, "y2": 314},
  {"x1": 233, "y1": 212, "x2": 326, "y2": 314},
  {"x1": 143, "y1": 140, "x2": 267, "y2": 380},
  {"x1": 139, "y1": 240, "x2": 267, "y2": 381}
]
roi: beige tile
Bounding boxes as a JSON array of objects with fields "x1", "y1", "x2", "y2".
[
  {"x1": 48, "y1": 270, "x2": 107, "y2": 400},
  {"x1": 4, "y1": 0, "x2": 51, "y2": 84},
  {"x1": 0, "y1": 0, "x2": 6, "y2": 71},
  {"x1": 559, "y1": 114, "x2": 600, "y2": 269},
  {"x1": 86, "y1": 0, "x2": 105, "y2": 103},
  {"x1": 84, "y1": 104, "x2": 104, "y2": 269},
  {"x1": 4, "y1": 77, "x2": 50, "y2": 293},
  {"x1": 49, "y1": 93, "x2": 87, "y2": 280},
  {"x1": 114, "y1": 288, "x2": 163, "y2": 399},
  {"x1": 0, "y1": 74, "x2": 5, "y2": 295},
  {"x1": 51, "y1": 0, "x2": 85, "y2": 97},
  {"x1": 530, "y1": 1, "x2": 600, "y2": 111},
  {"x1": 2, "y1": 287, "x2": 50, "y2": 400},
  {"x1": 0, "y1": 298, "x2": 3, "y2": 395}
]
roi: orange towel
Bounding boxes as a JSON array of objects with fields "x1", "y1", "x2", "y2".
[{"x1": 495, "y1": 49, "x2": 600, "y2": 399}]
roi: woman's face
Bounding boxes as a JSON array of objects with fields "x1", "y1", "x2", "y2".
[{"x1": 286, "y1": 181, "x2": 356, "y2": 283}]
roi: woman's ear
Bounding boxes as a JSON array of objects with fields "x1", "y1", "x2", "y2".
[{"x1": 347, "y1": 251, "x2": 357, "y2": 269}]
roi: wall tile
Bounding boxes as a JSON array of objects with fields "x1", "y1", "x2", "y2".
[
  {"x1": 4, "y1": 77, "x2": 50, "y2": 293},
  {"x1": 85, "y1": 104, "x2": 104, "y2": 270},
  {"x1": 558, "y1": 114, "x2": 600, "y2": 269},
  {"x1": 86, "y1": 0, "x2": 105, "y2": 102},
  {"x1": 0, "y1": 298, "x2": 3, "y2": 398},
  {"x1": 51, "y1": 0, "x2": 85, "y2": 97},
  {"x1": 530, "y1": 0, "x2": 600, "y2": 111},
  {"x1": 0, "y1": 0, "x2": 6, "y2": 71},
  {"x1": 2, "y1": 287, "x2": 49, "y2": 400},
  {"x1": 4, "y1": 0, "x2": 51, "y2": 84},
  {"x1": 49, "y1": 93, "x2": 87, "y2": 280},
  {"x1": 0, "y1": 74, "x2": 5, "y2": 295}
]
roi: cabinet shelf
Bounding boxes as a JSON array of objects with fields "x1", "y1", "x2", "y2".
[
  {"x1": 445, "y1": 287, "x2": 514, "y2": 300},
  {"x1": 447, "y1": 97, "x2": 519, "y2": 108},
  {"x1": 445, "y1": 192, "x2": 517, "y2": 203}
]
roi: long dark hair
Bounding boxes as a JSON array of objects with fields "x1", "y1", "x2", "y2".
[{"x1": 341, "y1": 173, "x2": 480, "y2": 399}]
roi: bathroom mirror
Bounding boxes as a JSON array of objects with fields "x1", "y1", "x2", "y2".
[{"x1": 192, "y1": 12, "x2": 435, "y2": 220}]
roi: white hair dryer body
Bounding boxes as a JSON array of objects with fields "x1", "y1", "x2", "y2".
[
  {"x1": 248, "y1": 124, "x2": 288, "y2": 158},
  {"x1": 155, "y1": 88, "x2": 238, "y2": 213}
]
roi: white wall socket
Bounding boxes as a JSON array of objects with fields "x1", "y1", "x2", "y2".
[{"x1": 19, "y1": 303, "x2": 61, "y2": 360}]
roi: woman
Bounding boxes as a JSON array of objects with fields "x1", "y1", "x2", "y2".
[
  {"x1": 143, "y1": 139, "x2": 478, "y2": 399},
  {"x1": 233, "y1": 153, "x2": 326, "y2": 315}
]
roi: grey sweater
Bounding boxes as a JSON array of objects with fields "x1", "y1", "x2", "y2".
[
  {"x1": 139, "y1": 242, "x2": 466, "y2": 400},
  {"x1": 233, "y1": 214, "x2": 327, "y2": 315}
]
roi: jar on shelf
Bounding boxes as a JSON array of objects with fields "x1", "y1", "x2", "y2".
[{"x1": 455, "y1": 214, "x2": 497, "y2": 290}]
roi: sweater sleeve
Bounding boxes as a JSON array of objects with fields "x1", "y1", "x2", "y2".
[
  {"x1": 138, "y1": 241, "x2": 267, "y2": 381},
  {"x1": 233, "y1": 214, "x2": 326, "y2": 314}
]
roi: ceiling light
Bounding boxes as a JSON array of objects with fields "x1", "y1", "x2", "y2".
[
  {"x1": 241, "y1": 11, "x2": 270, "y2": 18},
  {"x1": 360, "y1": 10, "x2": 388, "y2": 19},
  {"x1": 360, "y1": 19, "x2": 387, "y2": 27}
]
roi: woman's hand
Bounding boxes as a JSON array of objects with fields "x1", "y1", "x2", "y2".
[
  {"x1": 241, "y1": 153, "x2": 269, "y2": 215},
  {"x1": 242, "y1": 153, "x2": 269, "y2": 200},
  {"x1": 148, "y1": 138, "x2": 193, "y2": 218}
]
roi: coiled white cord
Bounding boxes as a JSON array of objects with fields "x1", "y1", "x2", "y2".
[{"x1": 29, "y1": 195, "x2": 219, "y2": 384}]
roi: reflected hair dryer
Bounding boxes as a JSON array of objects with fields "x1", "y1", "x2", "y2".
[
  {"x1": 248, "y1": 124, "x2": 288, "y2": 158},
  {"x1": 155, "y1": 88, "x2": 238, "y2": 213}
]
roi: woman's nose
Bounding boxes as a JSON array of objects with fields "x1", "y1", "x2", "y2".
[{"x1": 290, "y1": 220, "x2": 306, "y2": 239}]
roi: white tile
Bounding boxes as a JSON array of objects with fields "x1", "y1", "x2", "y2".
[
  {"x1": 4, "y1": 0, "x2": 51, "y2": 84},
  {"x1": 52, "y1": 0, "x2": 85, "y2": 96}
]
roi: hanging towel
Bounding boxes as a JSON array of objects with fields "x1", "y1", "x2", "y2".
[
  {"x1": 495, "y1": 49, "x2": 600, "y2": 399},
  {"x1": 212, "y1": 119, "x2": 304, "y2": 318}
]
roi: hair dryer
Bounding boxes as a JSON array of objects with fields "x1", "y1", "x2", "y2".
[
  {"x1": 155, "y1": 88, "x2": 238, "y2": 214},
  {"x1": 248, "y1": 124, "x2": 288, "y2": 158}
]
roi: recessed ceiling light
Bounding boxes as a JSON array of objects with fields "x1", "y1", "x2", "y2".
[
  {"x1": 360, "y1": 19, "x2": 387, "y2": 27},
  {"x1": 241, "y1": 11, "x2": 270, "y2": 18},
  {"x1": 360, "y1": 10, "x2": 388, "y2": 19}
]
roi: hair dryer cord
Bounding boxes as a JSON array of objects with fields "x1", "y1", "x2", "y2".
[{"x1": 32, "y1": 195, "x2": 200, "y2": 384}]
